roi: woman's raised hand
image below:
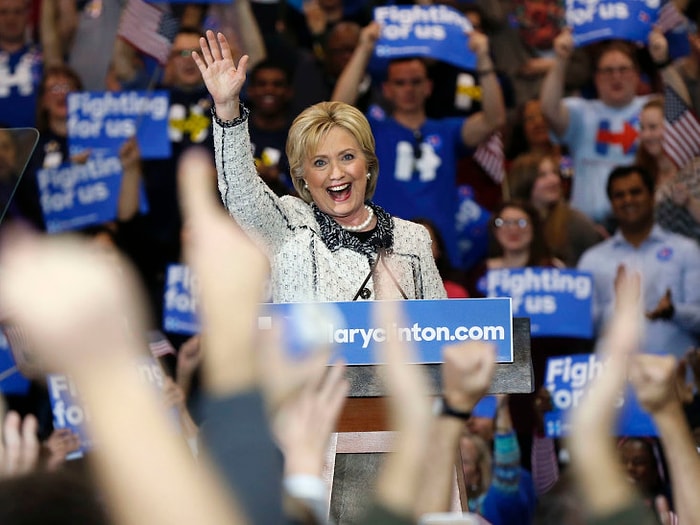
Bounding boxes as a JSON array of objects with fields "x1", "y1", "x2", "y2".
[{"x1": 192, "y1": 30, "x2": 249, "y2": 121}]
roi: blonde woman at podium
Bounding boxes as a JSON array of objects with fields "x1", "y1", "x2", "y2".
[{"x1": 193, "y1": 30, "x2": 446, "y2": 303}]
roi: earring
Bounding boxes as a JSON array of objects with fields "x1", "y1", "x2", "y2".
[
  {"x1": 303, "y1": 180, "x2": 309, "y2": 189},
  {"x1": 366, "y1": 172, "x2": 371, "y2": 180}
]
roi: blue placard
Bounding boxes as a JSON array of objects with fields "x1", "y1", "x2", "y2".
[
  {"x1": 370, "y1": 5, "x2": 477, "y2": 73},
  {"x1": 567, "y1": 0, "x2": 659, "y2": 47},
  {"x1": 47, "y1": 374, "x2": 93, "y2": 458},
  {"x1": 485, "y1": 267, "x2": 593, "y2": 339},
  {"x1": 543, "y1": 353, "x2": 657, "y2": 437},
  {"x1": 0, "y1": 332, "x2": 30, "y2": 395},
  {"x1": 47, "y1": 357, "x2": 166, "y2": 459},
  {"x1": 261, "y1": 298, "x2": 514, "y2": 365},
  {"x1": 37, "y1": 157, "x2": 124, "y2": 233},
  {"x1": 163, "y1": 264, "x2": 199, "y2": 335},
  {"x1": 67, "y1": 90, "x2": 171, "y2": 160}
]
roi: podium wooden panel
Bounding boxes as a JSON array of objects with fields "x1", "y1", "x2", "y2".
[{"x1": 325, "y1": 318, "x2": 533, "y2": 522}]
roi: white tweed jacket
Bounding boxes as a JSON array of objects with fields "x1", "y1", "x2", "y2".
[{"x1": 212, "y1": 111, "x2": 446, "y2": 303}]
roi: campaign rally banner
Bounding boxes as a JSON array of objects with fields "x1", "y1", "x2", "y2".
[
  {"x1": 260, "y1": 298, "x2": 514, "y2": 365},
  {"x1": 163, "y1": 264, "x2": 199, "y2": 335},
  {"x1": 68, "y1": 90, "x2": 171, "y2": 159},
  {"x1": 567, "y1": 0, "x2": 659, "y2": 46},
  {"x1": 543, "y1": 353, "x2": 657, "y2": 437},
  {"x1": 370, "y1": 5, "x2": 477, "y2": 72},
  {"x1": 0, "y1": 332, "x2": 30, "y2": 395},
  {"x1": 485, "y1": 267, "x2": 593, "y2": 339},
  {"x1": 37, "y1": 157, "x2": 125, "y2": 233},
  {"x1": 47, "y1": 357, "x2": 166, "y2": 458}
]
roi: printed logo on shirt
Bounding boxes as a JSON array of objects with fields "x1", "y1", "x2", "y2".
[
  {"x1": 656, "y1": 246, "x2": 673, "y2": 261},
  {"x1": 595, "y1": 118, "x2": 639, "y2": 155}
]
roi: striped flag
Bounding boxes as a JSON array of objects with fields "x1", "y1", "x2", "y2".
[
  {"x1": 663, "y1": 85, "x2": 700, "y2": 169},
  {"x1": 147, "y1": 330, "x2": 176, "y2": 358},
  {"x1": 117, "y1": 0, "x2": 180, "y2": 65},
  {"x1": 474, "y1": 132, "x2": 505, "y2": 184}
]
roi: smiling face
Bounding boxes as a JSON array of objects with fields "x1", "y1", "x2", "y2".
[
  {"x1": 247, "y1": 67, "x2": 291, "y2": 117},
  {"x1": 609, "y1": 171, "x2": 655, "y2": 230},
  {"x1": 594, "y1": 49, "x2": 639, "y2": 108},
  {"x1": 302, "y1": 126, "x2": 370, "y2": 227},
  {"x1": 493, "y1": 205, "x2": 534, "y2": 256},
  {"x1": 639, "y1": 104, "x2": 665, "y2": 158},
  {"x1": 531, "y1": 157, "x2": 562, "y2": 208}
]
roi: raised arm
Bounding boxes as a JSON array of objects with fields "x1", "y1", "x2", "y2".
[
  {"x1": 568, "y1": 268, "x2": 657, "y2": 523},
  {"x1": 193, "y1": 31, "x2": 249, "y2": 122},
  {"x1": 116, "y1": 137, "x2": 143, "y2": 221},
  {"x1": 331, "y1": 22, "x2": 380, "y2": 105},
  {"x1": 630, "y1": 353, "x2": 700, "y2": 525},
  {"x1": 461, "y1": 32, "x2": 506, "y2": 147},
  {"x1": 414, "y1": 342, "x2": 496, "y2": 517},
  {"x1": 648, "y1": 28, "x2": 692, "y2": 104},
  {"x1": 539, "y1": 28, "x2": 573, "y2": 138}
]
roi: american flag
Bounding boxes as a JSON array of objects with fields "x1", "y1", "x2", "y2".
[
  {"x1": 117, "y1": 0, "x2": 180, "y2": 65},
  {"x1": 147, "y1": 330, "x2": 176, "y2": 358},
  {"x1": 474, "y1": 132, "x2": 505, "y2": 183},
  {"x1": 663, "y1": 85, "x2": 700, "y2": 169},
  {"x1": 656, "y1": 1, "x2": 688, "y2": 33}
]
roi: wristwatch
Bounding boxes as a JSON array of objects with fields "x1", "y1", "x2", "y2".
[{"x1": 433, "y1": 396, "x2": 472, "y2": 421}]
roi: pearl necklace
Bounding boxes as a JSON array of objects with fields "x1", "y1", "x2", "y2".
[{"x1": 340, "y1": 205, "x2": 374, "y2": 232}]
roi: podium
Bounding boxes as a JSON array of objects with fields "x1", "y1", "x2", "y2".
[{"x1": 325, "y1": 318, "x2": 533, "y2": 523}]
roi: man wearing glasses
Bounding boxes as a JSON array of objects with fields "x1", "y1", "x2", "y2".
[
  {"x1": 540, "y1": 28, "x2": 673, "y2": 231},
  {"x1": 332, "y1": 21, "x2": 505, "y2": 270}
]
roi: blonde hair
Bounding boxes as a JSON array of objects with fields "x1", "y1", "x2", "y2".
[{"x1": 286, "y1": 101, "x2": 379, "y2": 203}]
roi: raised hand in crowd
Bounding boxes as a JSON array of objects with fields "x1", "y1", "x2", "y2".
[
  {"x1": 630, "y1": 353, "x2": 700, "y2": 525},
  {"x1": 0, "y1": 407, "x2": 39, "y2": 478},
  {"x1": 414, "y1": 341, "x2": 496, "y2": 518},
  {"x1": 568, "y1": 268, "x2": 660, "y2": 524},
  {"x1": 0, "y1": 227, "x2": 245, "y2": 525}
]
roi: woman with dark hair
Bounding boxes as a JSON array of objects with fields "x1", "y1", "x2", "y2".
[
  {"x1": 508, "y1": 152, "x2": 603, "y2": 266},
  {"x1": 468, "y1": 200, "x2": 563, "y2": 295}
]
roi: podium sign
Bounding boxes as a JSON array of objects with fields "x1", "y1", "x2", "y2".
[{"x1": 260, "y1": 298, "x2": 514, "y2": 365}]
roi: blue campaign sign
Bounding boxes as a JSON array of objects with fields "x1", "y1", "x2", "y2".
[
  {"x1": 370, "y1": 5, "x2": 477, "y2": 73},
  {"x1": 485, "y1": 267, "x2": 593, "y2": 339},
  {"x1": 47, "y1": 374, "x2": 92, "y2": 458},
  {"x1": 37, "y1": 157, "x2": 124, "y2": 233},
  {"x1": 163, "y1": 264, "x2": 200, "y2": 335},
  {"x1": 260, "y1": 298, "x2": 514, "y2": 365},
  {"x1": 0, "y1": 332, "x2": 30, "y2": 395},
  {"x1": 566, "y1": 0, "x2": 659, "y2": 46},
  {"x1": 67, "y1": 90, "x2": 171, "y2": 160},
  {"x1": 543, "y1": 353, "x2": 657, "y2": 437}
]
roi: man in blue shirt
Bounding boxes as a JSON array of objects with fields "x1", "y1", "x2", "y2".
[
  {"x1": 332, "y1": 22, "x2": 505, "y2": 269},
  {"x1": 578, "y1": 165, "x2": 700, "y2": 359}
]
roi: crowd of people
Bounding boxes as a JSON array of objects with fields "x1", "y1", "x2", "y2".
[{"x1": 1, "y1": 0, "x2": 700, "y2": 523}]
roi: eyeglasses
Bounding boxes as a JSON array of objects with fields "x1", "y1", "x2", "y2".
[
  {"x1": 171, "y1": 49, "x2": 197, "y2": 58},
  {"x1": 596, "y1": 65, "x2": 635, "y2": 77},
  {"x1": 47, "y1": 83, "x2": 73, "y2": 94},
  {"x1": 494, "y1": 217, "x2": 529, "y2": 229}
]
